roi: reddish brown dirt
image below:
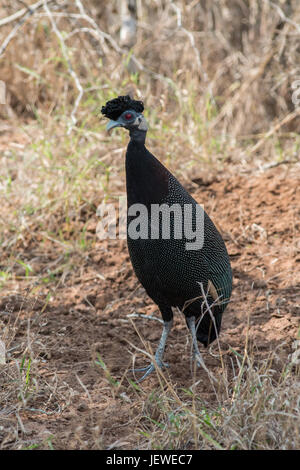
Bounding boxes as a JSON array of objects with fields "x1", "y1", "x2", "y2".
[{"x1": 0, "y1": 163, "x2": 299, "y2": 449}]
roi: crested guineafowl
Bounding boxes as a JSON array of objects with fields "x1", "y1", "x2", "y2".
[{"x1": 101, "y1": 95, "x2": 232, "y2": 381}]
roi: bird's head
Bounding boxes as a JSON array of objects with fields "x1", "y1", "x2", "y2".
[{"x1": 101, "y1": 95, "x2": 148, "y2": 135}]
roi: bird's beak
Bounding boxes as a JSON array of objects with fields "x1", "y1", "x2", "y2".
[{"x1": 106, "y1": 120, "x2": 122, "y2": 132}]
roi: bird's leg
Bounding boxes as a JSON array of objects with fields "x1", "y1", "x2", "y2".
[
  {"x1": 186, "y1": 316, "x2": 210, "y2": 375},
  {"x1": 132, "y1": 318, "x2": 173, "y2": 382}
]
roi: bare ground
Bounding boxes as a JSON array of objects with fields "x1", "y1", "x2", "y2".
[{"x1": 0, "y1": 154, "x2": 299, "y2": 449}]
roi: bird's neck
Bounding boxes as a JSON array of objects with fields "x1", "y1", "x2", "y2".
[
  {"x1": 125, "y1": 137, "x2": 170, "y2": 207},
  {"x1": 129, "y1": 128, "x2": 147, "y2": 144}
]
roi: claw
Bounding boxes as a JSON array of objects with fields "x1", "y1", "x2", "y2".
[
  {"x1": 131, "y1": 360, "x2": 169, "y2": 382},
  {"x1": 129, "y1": 318, "x2": 173, "y2": 382},
  {"x1": 193, "y1": 352, "x2": 205, "y2": 367},
  {"x1": 134, "y1": 363, "x2": 155, "y2": 382}
]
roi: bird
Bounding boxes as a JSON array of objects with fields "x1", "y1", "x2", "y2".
[{"x1": 101, "y1": 95, "x2": 232, "y2": 381}]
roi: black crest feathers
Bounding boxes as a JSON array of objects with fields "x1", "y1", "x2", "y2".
[{"x1": 101, "y1": 95, "x2": 144, "y2": 121}]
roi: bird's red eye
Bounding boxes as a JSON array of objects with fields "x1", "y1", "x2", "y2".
[{"x1": 125, "y1": 112, "x2": 133, "y2": 120}]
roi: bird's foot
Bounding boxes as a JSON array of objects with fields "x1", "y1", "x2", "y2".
[
  {"x1": 131, "y1": 359, "x2": 169, "y2": 383},
  {"x1": 193, "y1": 352, "x2": 206, "y2": 369}
]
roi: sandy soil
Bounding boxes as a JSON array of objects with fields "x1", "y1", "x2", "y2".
[{"x1": 0, "y1": 160, "x2": 299, "y2": 449}]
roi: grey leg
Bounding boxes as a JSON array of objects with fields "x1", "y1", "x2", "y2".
[
  {"x1": 132, "y1": 319, "x2": 173, "y2": 382},
  {"x1": 186, "y1": 316, "x2": 210, "y2": 375}
]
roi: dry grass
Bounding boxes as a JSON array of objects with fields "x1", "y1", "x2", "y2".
[
  {"x1": 135, "y1": 355, "x2": 300, "y2": 450},
  {"x1": 1, "y1": 1, "x2": 300, "y2": 138},
  {"x1": 0, "y1": 0, "x2": 299, "y2": 450},
  {"x1": 1, "y1": 307, "x2": 299, "y2": 449}
]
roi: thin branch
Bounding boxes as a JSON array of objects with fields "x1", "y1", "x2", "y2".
[
  {"x1": 30, "y1": 4, "x2": 177, "y2": 89},
  {"x1": 127, "y1": 313, "x2": 164, "y2": 324},
  {"x1": 210, "y1": 50, "x2": 275, "y2": 128},
  {"x1": 73, "y1": 0, "x2": 176, "y2": 88},
  {"x1": 43, "y1": 0, "x2": 84, "y2": 134},
  {"x1": 249, "y1": 108, "x2": 300, "y2": 154},
  {"x1": 0, "y1": 0, "x2": 46, "y2": 27},
  {"x1": 0, "y1": 19, "x2": 25, "y2": 57},
  {"x1": 170, "y1": 2, "x2": 208, "y2": 82},
  {"x1": 0, "y1": 1, "x2": 52, "y2": 57},
  {"x1": 263, "y1": 0, "x2": 300, "y2": 33}
]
